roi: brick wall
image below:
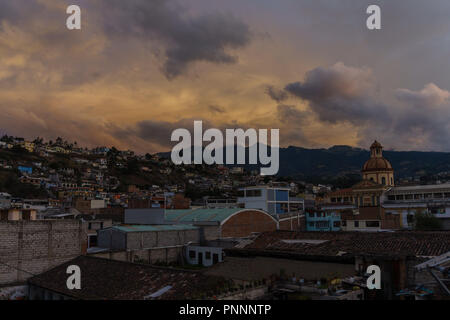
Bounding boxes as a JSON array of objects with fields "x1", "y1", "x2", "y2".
[
  {"x1": 221, "y1": 210, "x2": 277, "y2": 238},
  {"x1": 0, "y1": 220, "x2": 87, "y2": 285}
]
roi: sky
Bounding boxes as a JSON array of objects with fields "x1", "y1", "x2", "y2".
[{"x1": 2, "y1": 0, "x2": 450, "y2": 153}]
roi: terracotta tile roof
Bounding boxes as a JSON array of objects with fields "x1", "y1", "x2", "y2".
[
  {"x1": 327, "y1": 188, "x2": 354, "y2": 196},
  {"x1": 28, "y1": 256, "x2": 226, "y2": 300},
  {"x1": 240, "y1": 230, "x2": 450, "y2": 258}
]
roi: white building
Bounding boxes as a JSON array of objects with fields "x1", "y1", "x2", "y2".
[
  {"x1": 383, "y1": 183, "x2": 450, "y2": 229},
  {"x1": 237, "y1": 185, "x2": 304, "y2": 216}
]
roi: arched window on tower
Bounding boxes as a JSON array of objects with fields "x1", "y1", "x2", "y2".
[{"x1": 381, "y1": 177, "x2": 386, "y2": 185}]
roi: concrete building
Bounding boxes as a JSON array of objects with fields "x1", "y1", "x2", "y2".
[
  {"x1": 0, "y1": 192, "x2": 11, "y2": 209},
  {"x1": 74, "y1": 198, "x2": 106, "y2": 214},
  {"x1": 0, "y1": 208, "x2": 37, "y2": 221},
  {"x1": 97, "y1": 224, "x2": 199, "y2": 251},
  {"x1": 84, "y1": 218, "x2": 113, "y2": 248},
  {"x1": 340, "y1": 207, "x2": 400, "y2": 231},
  {"x1": 124, "y1": 208, "x2": 165, "y2": 225},
  {"x1": 185, "y1": 245, "x2": 224, "y2": 267},
  {"x1": 383, "y1": 184, "x2": 450, "y2": 229}
]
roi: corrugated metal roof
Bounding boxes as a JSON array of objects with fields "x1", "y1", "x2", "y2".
[
  {"x1": 112, "y1": 224, "x2": 198, "y2": 233},
  {"x1": 165, "y1": 208, "x2": 243, "y2": 223}
]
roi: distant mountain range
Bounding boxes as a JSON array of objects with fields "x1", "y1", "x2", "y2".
[
  {"x1": 276, "y1": 145, "x2": 450, "y2": 180},
  {"x1": 160, "y1": 145, "x2": 450, "y2": 183}
]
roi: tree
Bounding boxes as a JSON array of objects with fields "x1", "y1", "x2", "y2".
[
  {"x1": 33, "y1": 137, "x2": 44, "y2": 145},
  {"x1": 414, "y1": 212, "x2": 442, "y2": 231}
]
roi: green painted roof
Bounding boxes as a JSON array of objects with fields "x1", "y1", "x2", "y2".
[
  {"x1": 112, "y1": 224, "x2": 198, "y2": 233},
  {"x1": 165, "y1": 208, "x2": 243, "y2": 223}
]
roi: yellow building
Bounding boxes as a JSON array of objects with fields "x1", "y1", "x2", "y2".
[
  {"x1": 20, "y1": 141, "x2": 35, "y2": 153},
  {"x1": 322, "y1": 140, "x2": 401, "y2": 230},
  {"x1": 322, "y1": 140, "x2": 450, "y2": 230},
  {"x1": 362, "y1": 140, "x2": 395, "y2": 186}
]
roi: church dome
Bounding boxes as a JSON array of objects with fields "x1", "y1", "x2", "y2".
[
  {"x1": 362, "y1": 140, "x2": 393, "y2": 172},
  {"x1": 361, "y1": 140, "x2": 395, "y2": 186},
  {"x1": 362, "y1": 157, "x2": 393, "y2": 172}
]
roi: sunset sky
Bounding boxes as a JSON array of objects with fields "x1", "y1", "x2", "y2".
[{"x1": 2, "y1": 0, "x2": 450, "y2": 153}]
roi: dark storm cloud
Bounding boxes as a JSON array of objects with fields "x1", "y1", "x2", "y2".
[
  {"x1": 112, "y1": 118, "x2": 215, "y2": 148},
  {"x1": 278, "y1": 62, "x2": 450, "y2": 151},
  {"x1": 275, "y1": 104, "x2": 309, "y2": 145},
  {"x1": 390, "y1": 84, "x2": 450, "y2": 150},
  {"x1": 100, "y1": 0, "x2": 251, "y2": 79},
  {"x1": 284, "y1": 62, "x2": 387, "y2": 125},
  {"x1": 0, "y1": 0, "x2": 251, "y2": 83},
  {"x1": 276, "y1": 104, "x2": 309, "y2": 124},
  {"x1": 265, "y1": 85, "x2": 288, "y2": 103},
  {"x1": 111, "y1": 117, "x2": 263, "y2": 150}
]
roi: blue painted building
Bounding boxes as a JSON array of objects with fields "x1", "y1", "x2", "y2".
[
  {"x1": 18, "y1": 166, "x2": 33, "y2": 175},
  {"x1": 305, "y1": 210, "x2": 341, "y2": 231}
]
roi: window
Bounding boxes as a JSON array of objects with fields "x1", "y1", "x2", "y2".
[
  {"x1": 308, "y1": 212, "x2": 314, "y2": 218},
  {"x1": 405, "y1": 194, "x2": 413, "y2": 200},
  {"x1": 342, "y1": 221, "x2": 347, "y2": 227},
  {"x1": 315, "y1": 221, "x2": 329, "y2": 229},
  {"x1": 388, "y1": 195, "x2": 395, "y2": 201},
  {"x1": 333, "y1": 221, "x2": 341, "y2": 228},
  {"x1": 246, "y1": 189, "x2": 262, "y2": 197},
  {"x1": 275, "y1": 190, "x2": 289, "y2": 201},
  {"x1": 366, "y1": 221, "x2": 380, "y2": 228},
  {"x1": 88, "y1": 223, "x2": 92, "y2": 230},
  {"x1": 407, "y1": 214, "x2": 414, "y2": 224},
  {"x1": 414, "y1": 194, "x2": 422, "y2": 199},
  {"x1": 205, "y1": 252, "x2": 211, "y2": 260},
  {"x1": 189, "y1": 251, "x2": 196, "y2": 259},
  {"x1": 381, "y1": 177, "x2": 386, "y2": 185},
  {"x1": 354, "y1": 221, "x2": 359, "y2": 227}
]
